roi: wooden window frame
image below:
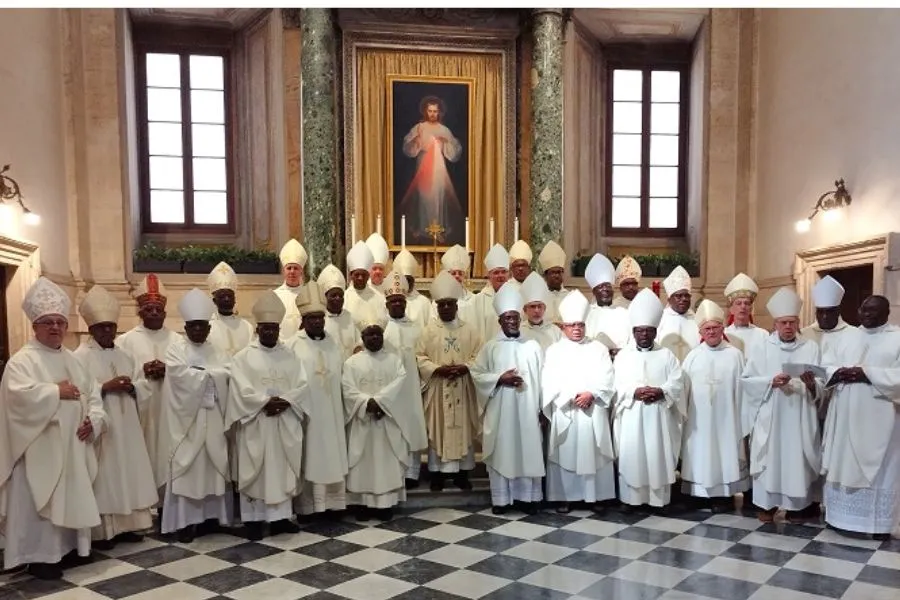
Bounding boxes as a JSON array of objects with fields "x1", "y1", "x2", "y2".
[
  {"x1": 604, "y1": 43, "x2": 692, "y2": 238},
  {"x1": 133, "y1": 24, "x2": 237, "y2": 235}
]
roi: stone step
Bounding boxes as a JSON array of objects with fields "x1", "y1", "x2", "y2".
[{"x1": 405, "y1": 477, "x2": 491, "y2": 509}]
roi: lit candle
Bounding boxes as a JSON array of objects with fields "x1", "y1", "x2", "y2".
[
  {"x1": 465, "y1": 217, "x2": 470, "y2": 251},
  {"x1": 514, "y1": 217, "x2": 519, "y2": 241},
  {"x1": 489, "y1": 217, "x2": 495, "y2": 247},
  {"x1": 351, "y1": 213, "x2": 357, "y2": 243},
  {"x1": 401, "y1": 215, "x2": 406, "y2": 249},
  {"x1": 376, "y1": 214, "x2": 382, "y2": 236}
]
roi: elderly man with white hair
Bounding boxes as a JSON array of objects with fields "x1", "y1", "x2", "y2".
[
  {"x1": 274, "y1": 239, "x2": 309, "y2": 341},
  {"x1": 469, "y1": 244, "x2": 511, "y2": 341},
  {"x1": 393, "y1": 249, "x2": 433, "y2": 329},
  {"x1": 724, "y1": 273, "x2": 768, "y2": 358},
  {"x1": 584, "y1": 253, "x2": 631, "y2": 357},
  {"x1": 657, "y1": 265, "x2": 699, "y2": 363},
  {"x1": 366, "y1": 232, "x2": 391, "y2": 291},
  {"x1": 521, "y1": 271, "x2": 562, "y2": 353}
]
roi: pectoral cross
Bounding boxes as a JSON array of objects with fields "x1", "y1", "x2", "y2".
[
  {"x1": 426, "y1": 219, "x2": 445, "y2": 264},
  {"x1": 705, "y1": 373, "x2": 722, "y2": 402},
  {"x1": 313, "y1": 351, "x2": 330, "y2": 387},
  {"x1": 260, "y1": 368, "x2": 290, "y2": 396}
]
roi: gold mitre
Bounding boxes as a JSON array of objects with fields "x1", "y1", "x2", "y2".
[
  {"x1": 382, "y1": 270, "x2": 409, "y2": 298},
  {"x1": 724, "y1": 272, "x2": 759, "y2": 304},
  {"x1": 537, "y1": 241, "x2": 566, "y2": 273},
  {"x1": 694, "y1": 299, "x2": 725, "y2": 327},
  {"x1": 80, "y1": 285, "x2": 120, "y2": 327},
  {"x1": 615, "y1": 255, "x2": 642, "y2": 286},
  {"x1": 252, "y1": 290, "x2": 286, "y2": 324},
  {"x1": 295, "y1": 281, "x2": 327, "y2": 316}
]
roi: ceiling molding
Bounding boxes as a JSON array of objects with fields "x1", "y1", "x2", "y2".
[
  {"x1": 574, "y1": 8, "x2": 707, "y2": 43},
  {"x1": 128, "y1": 8, "x2": 270, "y2": 31}
]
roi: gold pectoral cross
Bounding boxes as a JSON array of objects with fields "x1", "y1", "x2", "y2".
[
  {"x1": 314, "y1": 351, "x2": 330, "y2": 387},
  {"x1": 426, "y1": 219, "x2": 445, "y2": 264}
]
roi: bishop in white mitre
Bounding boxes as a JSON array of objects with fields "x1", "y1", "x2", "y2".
[
  {"x1": 317, "y1": 264, "x2": 361, "y2": 360},
  {"x1": 680, "y1": 299, "x2": 749, "y2": 512},
  {"x1": 742, "y1": 287, "x2": 823, "y2": 522},
  {"x1": 538, "y1": 241, "x2": 567, "y2": 324},
  {"x1": 543, "y1": 290, "x2": 616, "y2": 514},
  {"x1": 158, "y1": 289, "x2": 232, "y2": 542},
  {"x1": 393, "y1": 249, "x2": 433, "y2": 329},
  {"x1": 207, "y1": 262, "x2": 254, "y2": 357},
  {"x1": 383, "y1": 272, "x2": 429, "y2": 487},
  {"x1": 508, "y1": 240, "x2": 533, "y2": 289},
  {"x1": 614, "y1": 289, "x2": 686, "y2": 510},
  {"x1": 417, "y1": 272, "x2": 482, "y2": 491},
  {"x1": 226, "y1": 291, "x2": 308, "y2": 540},
  {"x1": 471, "y1": 282, "x2": 545, "y2": 514},
  {"x1": 0, "y1": 277, "x2": 107, "y2": 579},
  {"x1": 74, "y1": 286, "x2": 157, "y2": 548},
  {"x1": 521, "y1": 271, "x2": 562, "y2": 353},
  {"x1": 657, "y1": 265, "x2": 699, "y2": 363},
  {"x1": 821, "y1": 295, "x2": 900, "y2": 538},
  {"x1": 290, "y1": 282, "x2": 349, "y2": 517},
  {"x1": 273, "y1": 239, "x2": 309, "y2": 341},
  {"x1": 117, "y1": 274, "x2": 180, "y2": 490},
  {"x1": 344, "y1": 240, "x2": 387, "y2": 324},
  {"x1": 584, "y1": 253, "x2": 631, "y2": 357},
  {"x1": 366, "y1": 232, "x2": 390, "y2": 291},
  {"x1": 723, "y1": 273, "x2": 768, "y2": 358},
  {"x1": 431, "y1": 244, "x2": 475, "y2": 323},
  {"x1": 612, "y1": 255, "x2": 642, "y2": 309},
  {"x1": 342, "y1": 310, "x2": 412, "y2": 520},
  {"x1": 469, "y1": 244, "x2": 511, "y2": 342}
]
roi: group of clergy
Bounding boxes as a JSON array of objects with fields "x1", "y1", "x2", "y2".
[{"x1": 1, "y1": 232, "x2": 899, "y2": 581}]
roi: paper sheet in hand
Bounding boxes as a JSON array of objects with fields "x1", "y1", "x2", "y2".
[{"x1": 782, "y1": 363, "x2": 826, "y2": 379}]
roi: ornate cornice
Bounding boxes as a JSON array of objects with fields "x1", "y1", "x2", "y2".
[
  {"x1": 128, "y1": 8, "x2": 270, "y2": 31},
  {"x1": 337, "y1": 8, "x2": 522, "y2": 39}
]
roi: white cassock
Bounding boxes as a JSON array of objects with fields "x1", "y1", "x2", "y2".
[
  {"x1": 471, "y1": 335, "x2": 546, "y2": 505},
  {"x1": 344, "y1": 286, "x2": 387, "y2": 324},
  {"x1": 325, "y1": 310, "x2": 361, "y2": 360},
  {"x1": 384, "y1": 317, "x2": 429, "y2": 479},
  {"x1": 158, "y1": 338, "x2": 232, "y2": 533},
  {"x1": 725, "y1": 323, "x2": 769, "y2": 358},
  {"x1": 542, "y1": 338, "x2": 616, "y2": 503},
  {"x1": 0, "y1": 341, "x2": 108, "y2": 569},
  {"x1": 289, "y1": 332, "x2": 349, "y2": 515},
  {"x1": 469, "y1": 285, "x2": 501, "y2": 343},
  {"x1": 614, "y1": 344, "x2": 686, "y2": 506},
  {"x1": 801, "y1": 319, "x2": 857, "y2": 419},
  {"x1": 522, "y1": 321, "x2": 562, "y2": 354},
  {"x1": 405, "y1": 289, "x2": 433, "y2": 329},
  {"x1": 273, "y1": 283, "x2": 303, "y2": 341},
  {"x1": 117, "y1": 324, "x2": 181, "y2": 489},
  {"x1": 680, "y1": 342, "x2": 750, "y2": 498},
  {"x1": 741, "y1": 333, "x2": 822, "y2": 510},
  {"x1": 209, "y1": 313, "x2": 255, "y2": 357},
  {"x1": 545, "y1": 287, "x2": 567, "y2": 324},
  {"x1": 73, "y1": 340, "x2": 158, "y2": 539},
  {"x1": 226, "y1": 340, "x2": 308, "y2": 522},
  {"x1": 585, "y1": 304, "x2": 632, "y2": 352},
  {"x1": 821, "y1": 324, "x2": 900, "y2": 534},
  {"x1": 342, "y1": 349, "x2": 410, "y2": 508},
  {"x1": 657, "y1": 307, "x2": 699, "y2": 363}
]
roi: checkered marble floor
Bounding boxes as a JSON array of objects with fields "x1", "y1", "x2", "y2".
[{"x1": 2, "y1": 505, "x2": 898, "y2": 600}]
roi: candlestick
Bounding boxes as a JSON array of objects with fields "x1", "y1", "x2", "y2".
[
  {"x1": 401, "y1": 215, "x2": 406, "y2": 249},
  {"x1": 465, "y1": 217, "x2": 470, "y2": 251},
  {"x1": 351, "y1": 214, "x2": 357, "y2": 244},
  {"x1": 514, "y1": 217, "x2": 519, "y2": 241},
  {"x1": 489, "y1": 217, "x2": 495, "y2": 247},
  {"x1": 376, "y1": 214, "x2": 382, "y2": 236}
]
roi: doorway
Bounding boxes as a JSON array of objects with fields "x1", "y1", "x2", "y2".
[
  {"x1": 820, "y1": 264, "x2": 873, "y2": 326},
  {"x1": 0, "y1": 266, "x2": 8, "y2": 377}
]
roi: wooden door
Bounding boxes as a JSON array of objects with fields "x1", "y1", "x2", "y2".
[{"x1": 821, "y1": 264, "x2": 873, "y2": 326}]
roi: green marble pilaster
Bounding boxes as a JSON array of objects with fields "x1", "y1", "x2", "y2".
[
  {"x1": 300, "y1": 8, "x2": 339, "y2": 278},
  {"x1": 529, "y1": 8, "x2": 566, "y2": 254}
]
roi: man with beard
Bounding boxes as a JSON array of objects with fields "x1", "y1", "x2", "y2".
[
  {"x1": 612, "y1": 255, "x2": 642, "y2": 309},
  {"x1": 584, "y1": 253, "x2": 631, "y2": 358},
  {"x1": 469, "y1": 244, "x2": 511, "y2": 342},
  {"x1": 226, "y1": 292, "x2": 308, "y2": 540},
  {"x1": 471, "y1": 282, "x2": 545, "y2": 514},
  {"x1": 507, "y1": 240, "x2": 533, "y2": 290},
  {"x1": 207, "y1": 262, "x2": 254, "y2": 357},
  {"x1": 344, "y1": 241, "x2": 387, "y2": 324},
  {"x1": 724, "y1": 273, "x2": 768, "y2": 358},
  {"x1": 520, "y1": 271, "x2": 562, "y2": 353},
  {"x1": 74, "y1": 286, "x2": 157, "y2": 550},
  {"x1": 657, "y1": 265, "x2": 699, "y2": 363},
  {"x1": 316, "y1": 264, "x2": 361, "y2": 359},
  {"x1": 393, "y1": 249, "x2": 433, "y2": 329},
  {"x1": 537, "y1": 241, "x2": 567, "y2": 324},
  {"x1": 274, "y1": 239, "x2": 308, "y2": 341}
]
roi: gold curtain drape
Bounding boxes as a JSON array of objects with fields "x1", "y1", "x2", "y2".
[{"x1": 355, "y1": 49, "x2": 505, "y2": 278}]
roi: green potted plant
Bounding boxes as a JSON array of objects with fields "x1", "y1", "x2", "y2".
[
  {"x1": 571, "y1": 251, "x2": 592, "y2": 277},
  {"x1": 181, "y1": 245, "x2": 228, "y2": 274},
  {"x1": 232, "y1": 247, "x2": 280, "y2": 274},
  {"x1": 133, "y1": 242, "x2": 184, "y2": 273},
  {"x1": 660, "y1": 251, "x2": 700, "y2": 277},
  {"x1": 635, "y1": 253, "x2": 662, "y2": 277}
]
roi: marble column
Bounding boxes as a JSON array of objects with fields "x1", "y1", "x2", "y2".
[
  {"x1": 300, "y1": 8, "x2": 339, "y2": 277},
  {"x1": 528, "y1": 8, "x2": 567, "y2": 254}
]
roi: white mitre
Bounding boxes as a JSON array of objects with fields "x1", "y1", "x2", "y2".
[
  {"x1": 484, "y1": 244, "x2": 510, "y2": 271},
  {"x1": 347, "y1": 241, "x2": 375, "y2": 272},
  {"x1": 724, "y1": 272, "x2": 759, "y2": 304},
  {"x1": 279, "y1": 238, "x2": 308, "y2": 267},
  {"x1": 207, "y1": 261, "x2": 238, "y2": 293},
  {"x1": 812, "y1": 275, "x2": 845, "y2": 308},
  {"x1": 393, "y1": 249, "x2": 419, "y2": 278},
  {"x1": 694, "y1": 299, "x2": 725, "y2": 327},
  {"x1": 629, "y1": 288, "x2": 664, "y2": 328},
  {"x1": 537, "y1": 241, "x2": 566, "y2": 273},
  {"x1": 80, "y1": 285, "x2": 121, "y2": 327},
  {"x1": 509, "y1": 240, "x2": 533, "y2": 263},
  {"x1": 430, "y1": 271, "x2": 464, "y2": 301},
  {"x1": 558, "y1": 290, "x2": 590, "y2": 323},
  {"x1": 441, "y1": 244, "x2": 470, "y2": 272},
  {"x1": 382, "y1": 271, "x2": 409, "y2": 298},
  {"x1": 23, "y1": 277, "x2": 71, "y2": 323},
  {"x1": 356, "y1": 306, "x2": 389, "y2": 332},
  {"x1": 179, "y1": 288, "x2": 216, "y2": 322},
  {"x1": 317, "y1": 264, "x2": 347, "y2": 293},
  {"x1": 615, "y1": 255, "x2": 642, "y2": 286},
  {"x1": 493, "y1": 281, "x2": 523, "y2": 316},
  {"x1": 663, "y1": 265, "x2": 692, "y2": 296},
  {"x1": 520, "y1": 272, "x2": 549, "y2": 306},
  {"x1": 585, "y1": 253, "x2": 615, "y2": 289},
  {"x1": 766, "y1": 287, "x2": 802, "y2": 319},
  {"x1": 252, "y1": 290, "x2": 286, "y2": 324},
  {"x1": 365, "y1": 232, "x2": 390, "y2": 266}
]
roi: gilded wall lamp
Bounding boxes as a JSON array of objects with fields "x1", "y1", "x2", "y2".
[
  {"x1": 0, "y1": 164, "x2": 41, "y2": 226},
  {"x1": 795, "y1": 179, "x2": 852, "y2": 233}
]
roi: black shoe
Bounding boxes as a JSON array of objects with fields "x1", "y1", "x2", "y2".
[
  {"x1": 176, "y1": 525, "x2": 197, "y2": 543},
  {"x1": 589, "y1": 503, "x2": 606, "y2": 515},
  {"x1": 405, "y1": 478, "x2": 420, "y2": 490},
  {"x1": 271, "y1": 519, "x2": 300, "y2": 535},
  {"x1": 27, "y1": 562, "x2": 63, "y2": 580},
  {"x1": 430, "y1": 475, "x2": 445, "y2": 492},
  {"x1": 453, "y1": 474, "x2": 473, "y2": 490},
  {"x1": 710, "y1": 498, "x2": 735, "y2": 514},
  {"x1": 520, "y1": 502, "x2": 539, "y2": 515},
  {"x1": 244, "y1": 522, "x2": 264, "y2": 541},
  {"x1": 60, "y1": 550, "x2": 93, "y2": 569},
  {"x1": 295, "y1": 513, "x2": 312, "y2": 524},
  {"x1": 375, "y1": 508, "x2": 394, "y2": 521},
  {"x1": 197, "y1": 519, "x2": 220, "y2": 537},
  {"x1": 92, "y1": 539, "x2": 116, "y2": 552},
  {"x1": 356, "y1": 507, "x2": 372, "y2": 522},
  {"x1": 556, "y1": 503, "x2": 571, "y2": 514},
  {"x1": 491, "y1": 505, "x2": 508, "y2": 515}
]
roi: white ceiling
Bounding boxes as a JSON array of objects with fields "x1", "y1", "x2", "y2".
[
  {"x1": 128, "y1": 8, "x2": 268, "y2": 30},
  {"x1": 574, "y1": 8, "x2": 708, "y2": 43}
]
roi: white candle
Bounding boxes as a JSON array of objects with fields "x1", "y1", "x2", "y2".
[
  {"x1": 376, "y1": 214, "x2": 382, "y2": 236},
  {"x1": 401, "y1": 215, "x2": 406, "y2": 249},
  {"x1": 514, "y1": 217, "x2": 519, "y2": 241},
  {"x1": 489, "y1": 217, "x2": 495, "y2": 247},
  {"x1": 351, "y1": 214, "x2": 357, "y2": 243},
  {"x1": 465, "y1": 217, "x2": 470, "y2": 251}
]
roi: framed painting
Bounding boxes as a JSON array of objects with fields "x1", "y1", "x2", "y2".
[{"x1": 387, "y1": 75, "x2": 474, "y2": 251}]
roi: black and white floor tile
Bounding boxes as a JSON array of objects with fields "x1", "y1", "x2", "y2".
[{"x1": 1, "y1": 506, "x2": 898, "y2": 599}]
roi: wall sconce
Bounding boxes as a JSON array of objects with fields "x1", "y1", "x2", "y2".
[
  {"x1": 795, "y1": 179, "x2": 852, "y2": 233},
  {"x1": 0, "y1": 164, "x2": 41, "y2": 226}
]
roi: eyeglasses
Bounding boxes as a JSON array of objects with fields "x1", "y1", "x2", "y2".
[
  {"x1": 35, "y1": 319, "x2": 68, "y2": 328},
  {"x1": 561, "y1": 323, "x2": 586, "y2": 329}
]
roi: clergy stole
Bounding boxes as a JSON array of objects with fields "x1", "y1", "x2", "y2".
[
  {"x1": 416, "y1": 319, "x2": 482, "y2": 462},
  {"x1": 471, "y1": 335, "x2": 546, "y2": 480},
  {"x1": 0, "y1": 341, "x2": 107, "y2": 529},
  {"x1": 226, "y1": 341, "x2": 307, "y2": 505},
  {"x1": 613, "y1": 345, "x2": 686, "y2": 493},
  {"x1": 384, "y1": 318, "x2": 428, "y2": 453},
  {"x1": 158, "y1": 338, "x2": 230, "y2": 500}
]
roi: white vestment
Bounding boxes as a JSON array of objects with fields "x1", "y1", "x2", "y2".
[
  {"x1": 657, "y1": 307, "x2": 699, "y2": 363},
  {"x1": 384, "y1": 317, "x2": 429, "y2": 479},
  {"x1": 273, "y1": 283, "x2": 303, "y2": 342},
  {"x1": 472, "y1": 334, "x2": 546, "y2": 505},
  {"x1": 324, "y1": 310, "x2": 361, "y2": 360},
  {"x1": 288, "y1": 332, "x2": 349, "y2": 514},
  {"x1": 821, "y1": 324, "x2": 900, "y2": 534},
  {"x1": 117, "y1": 324, "x2": 181, "y2": 489},
  {"x1": 344, "y1": 286, "x2": 387, "y2": 325},
  {"x1": 158, "y1": 338, "x2": 232, "y2": 533},
  {"x1": 226, "y1": 340, "x2": 308, "y2": 522},
  {"x1": 612, "y1": 295, "x2": 632, "y2": 310},
  {"x1": 726, "y1": 323, "x2": 769, "y2": 358},
  {"x1": 469, "y1": 285, "x2": 502, "y2": 344},
  {"x1": 342, "y1": 349, "x2": 410, "y2": 508},
  {"x1": 680, "y1": 342, "x2": 750, "y2": 498},
  {"x1": 545, "y1": 287, "x2": 567, "y2": 324},
  {"x1": 542, "y1": 338, "x2": 616, "y2": 503},
  {"x1": 73, "y1": 340, "x2": 157, "y2": 539},
  {"x1": 209, "y1": 313, "x2": 255, "y2": 357},
  {"x1": 0, "y1": 341, "x2": 108, "y2": 569},
  {"x1": 522, "y1": 321, "x2": 562, "y2": 354},
  {"x1": 802, "y1": 320, "x2": 857, "y2": 419},
  {"x1": 406, "y1": 290, "x2": 433, "y2": 330},
  {"x1": 741, "y1": 333, "x2": 822, "y2": 510},
  {"x1": 613, "y1": 345, "x2": 686, "y2": 507},
  {"x1": 585, "y1": 304, "x2": 632, "y2": 352}
]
